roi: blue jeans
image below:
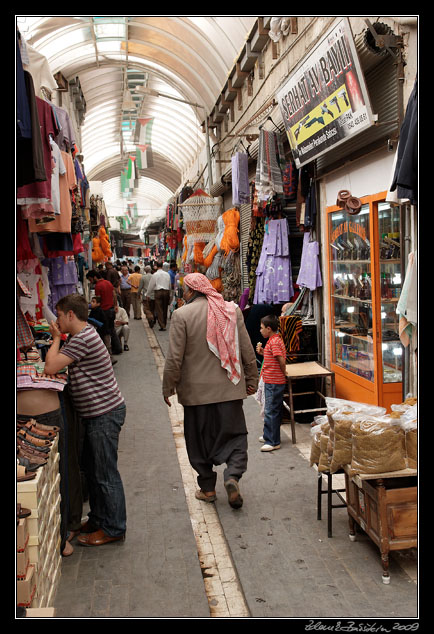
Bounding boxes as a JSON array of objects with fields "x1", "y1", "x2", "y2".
[
  {"x1": 82, "y1": 404, "x2": 127, "y2": 537},
  {"x1": 263, "y1": 383, "x2": 285, "y2": 446}
]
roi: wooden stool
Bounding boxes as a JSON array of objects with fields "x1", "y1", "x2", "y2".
[
  {"x1": 317, "y1": 470, "x2": 347, "y2": 538},
  {"x1": 283, "y1": 361, "x2": 335, "y2": 444}
]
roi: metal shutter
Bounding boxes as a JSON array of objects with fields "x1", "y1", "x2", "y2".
[{"x1": 315, "y1": 53, "x2": 399, "y2": 175}]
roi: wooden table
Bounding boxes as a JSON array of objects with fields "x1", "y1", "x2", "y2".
[
  {"x1": 283, "y1": 362, "x2": 336, "y2": 444},
  {"x1": 343, "y1": 465, "x2": 417, "y2": 584}
]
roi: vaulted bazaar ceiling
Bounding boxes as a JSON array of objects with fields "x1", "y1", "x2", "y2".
[{"x1": 17, "y1": 15, "x2": 257, "y2": 231}]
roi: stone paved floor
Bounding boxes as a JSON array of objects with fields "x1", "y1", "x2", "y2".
[{"x1": 52, "y1": 315, "x2": 418, "y2": 619}]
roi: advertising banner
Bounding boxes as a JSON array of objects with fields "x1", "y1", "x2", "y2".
[{"x1": 277, "y1": 18, "x2": 375, "y2": 167}]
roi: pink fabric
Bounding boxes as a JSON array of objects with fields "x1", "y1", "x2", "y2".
[{"x1": 184, "y1": 273, "x2": 241, "y2": 385}]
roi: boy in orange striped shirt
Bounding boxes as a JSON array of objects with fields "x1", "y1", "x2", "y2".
[{"x1": 256, "y1": 315, "x2": 287, "y2": 452}]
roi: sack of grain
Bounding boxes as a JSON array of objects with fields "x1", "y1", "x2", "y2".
[
  {"x1": 350, "y1": 415, "x2": 406, "y2": 476},
  {"x1": 401, "y1": 404, "x2": 417, "y2": 469},
  {"x1": 329, "y1": 410, "x2": 357, "y2": 473},
  {"x1": 325, "y1": 399, "x2": 386, "y2": 474},
  {"x1": 309, "y1": 417, "x2": 327, "y2": 467},
  {"x1": 391, "y1": 395, "x2": 417, "y2": 415},
  {"x1": 326, "y1": 397, "x2": 386, "y2": 427},
  {"x1": 317, "y1": 422, "x2": 332, "y2": 473}
]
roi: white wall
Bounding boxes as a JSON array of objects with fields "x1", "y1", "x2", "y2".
[{"x1": 322, "y1": 149, "x2": 396, "y2": 207}]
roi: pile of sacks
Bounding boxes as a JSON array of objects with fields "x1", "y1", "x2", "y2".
[{"x1": 310, "y1": 396, "x2": 417, "y2": 476}]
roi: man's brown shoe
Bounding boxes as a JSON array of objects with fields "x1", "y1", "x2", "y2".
[
  {"x1": 77, "y1": 529, "x2": 125, "y2": 546},
  {"x1": 224, "y1": 478, "x2": 243, "y2": 509}
]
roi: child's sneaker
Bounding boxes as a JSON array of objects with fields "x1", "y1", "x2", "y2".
[{"x1": 260, "y1": 443, "x2": 281, "y2": 452}]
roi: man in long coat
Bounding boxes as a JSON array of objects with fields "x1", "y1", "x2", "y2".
[{"x1": 163, "y1": 273, "x2": 258, "y2": 509}]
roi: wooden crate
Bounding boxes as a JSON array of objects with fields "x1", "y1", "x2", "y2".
[{"x1": 344, "y1": 466, "x2": 417, "y2": 583}]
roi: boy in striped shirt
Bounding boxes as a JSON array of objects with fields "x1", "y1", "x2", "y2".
[
  {"x1": 45, "y1": 294, "x2": 127, "y2": 547},
  {"x1": 256, "y1": 314, "x2": 287, "y2": 452}
]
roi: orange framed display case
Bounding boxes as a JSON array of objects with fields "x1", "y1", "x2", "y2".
[{"x1": 326, "y1": 192, "x2": 403, "y2": 410}]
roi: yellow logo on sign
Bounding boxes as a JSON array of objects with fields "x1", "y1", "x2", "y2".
[{"x1": 290, "y1": 84, "x2": 351, "y2": 145}]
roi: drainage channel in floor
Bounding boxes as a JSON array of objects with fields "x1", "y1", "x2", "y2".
[{"x1": 142, "y1": 317, "x2": 250, "y2": 618}]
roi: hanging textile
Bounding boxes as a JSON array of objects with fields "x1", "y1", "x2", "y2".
[
  {"x1": 303, "y1": 181, "x2": 317, "y2": 229},
  {"x1": 255, "y1": 129, "x2": 284, "y2": 202},
  {"x1": 43, "y1": 256, "x2": 78, "y2": 313},
  {"x1": 16, "y1": 32, "x2": 32, "y2": 141},
  {"x1": 296, "y1": 232, "x2": 322, "y2": 291},
  {"x1": 231, "y1": 152, "x2": 250, "y2": 205},
  {"x1": 52, "y1": 104, "x2": 77, "y2": 152},
  {"x1": 27, "y1": 150, "x2": 77, "y2": 233},
  {"x1": 220, "y1": 208, "x2": 240, "y2": 255},
  {"x1": 136, "y1": 118, "x2": 154, "y2": 168},
  {"x1": 389, "y1": 77, "x2": 418, "y2": 205},
  {"x1": 17, "y1": 95, "x2": 60, "y2": 211},
  {"x1": 397, "y1": 251, "x2": 417, "y2": 347},
  {"x1": 282, "y1": 160, "x2": 298, "y2": 201},
  {"x1": 21, "y1": 40, "x2": 58, "y2": 98},
  {"x1": 17, "y1": 70, "x2": 47, "y2": 188},
  {"x1": 296, "y1": 164, "x2": 314, "y2": 228},
  {"x1": 278, "y1": 315, "x2": 303, "y2": 363},
  {"x1": 246, "y1": 216, "x2": 266, "y2": 303},
  {"x1": 17, "y1": 299, "x2": 34, "y2": 350},
  {"x1": 253, "y1": 218, "x2": 294, "y2": 304}
]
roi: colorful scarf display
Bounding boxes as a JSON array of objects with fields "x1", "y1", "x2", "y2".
[
  {"x1": 255, "y1": 129, "x2": 284, "y2": 202},
  {"x1": 231, "y1": 152, "x2": 250, "y2": 205}
]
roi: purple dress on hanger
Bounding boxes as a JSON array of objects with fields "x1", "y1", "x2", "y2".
[
  {"x1": 296, "y1": 232, "x2": 322, "y2": 291},
  {"x1": 254, "y1": 218, "x2": 294, "y2": 304},
  {"x1": 43, "y1": 257, "x2": 78, "y2": 313}
]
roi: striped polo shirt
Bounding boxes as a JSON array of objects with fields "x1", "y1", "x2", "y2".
[
  {"x1": 262, "y1": 334, "x2": 287, "y2": 385},
  {"x1": 61, "y1": 325, "x2": 124, "y2": 418}
]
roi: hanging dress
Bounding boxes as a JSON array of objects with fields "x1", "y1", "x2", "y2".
[
  {"x1": 296, "y1": 231, "x2": 323, "y2": 291},
  {"x1": 253, "y1": 218, "x2": 294, "y2": 304}
]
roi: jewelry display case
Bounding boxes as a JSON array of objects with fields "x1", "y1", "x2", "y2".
[{"x1": 327, "y1": 193, "x2": 403, "y2": 409}]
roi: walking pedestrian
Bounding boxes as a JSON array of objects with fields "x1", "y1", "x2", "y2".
[
  {"x1": 129, "y1": 265, "x2": 143, "y2": 319},
  {"x1": 119, "y1": 264, "x2": 132, "y2": 317},
  {"x1": 162, "y1": 273, "x2": 258, "y2": 509},
  {"x1": 105, "y1": 261, "x2": 121, "y2": 306},
  {"x1": 139, "y1": 265, "x2": 155, "y2": 327},
  {"x1": 44, "y1": 293, "x2": 127, "y2": 547},
  {"x1": 146, "y1": 260, "x2": 171, "y2": 330},
  {"x1": 256, "y1": 314, "x2": 287, "y2": 451}
]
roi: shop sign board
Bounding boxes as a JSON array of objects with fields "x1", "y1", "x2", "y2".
[{"x1": 277, "y1": 18, "x2": 375, "y2": 167}]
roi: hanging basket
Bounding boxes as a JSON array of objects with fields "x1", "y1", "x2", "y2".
[{"x1": 178, "y1": 189, "x2": 221, "y2": 248}]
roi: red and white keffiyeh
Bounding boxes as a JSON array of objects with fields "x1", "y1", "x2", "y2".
[{"x1": 184, "y1": 273, "x2": 241, "y2": 385}]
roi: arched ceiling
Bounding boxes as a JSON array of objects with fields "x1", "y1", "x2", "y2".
[{"x1": 17, "y1": 15, "x2": 257, "y2": 228}]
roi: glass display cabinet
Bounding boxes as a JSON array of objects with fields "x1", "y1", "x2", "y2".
[{"x1": 327, "y1": 193, "x2": 403, "y2": 410}]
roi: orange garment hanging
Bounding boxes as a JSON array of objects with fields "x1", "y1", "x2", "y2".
[
  {"x1": 182, "y1": 235, "x2": 188, "y2": 262},
  {"x1": 193, "y1": 242, "x2": 206, "y2": 265},
  {"x1": 98, "y1": 226, "x2": 112, "y2": 258},
  {"x1": 92, "y1": 237, "x2": 104, "y2": 263},
  {"x1": 220, "y1": 207, "x2": 240, "y2": 255},
  {"x1": 210, "y1": 277, "x2": 223, "y2": 293}
]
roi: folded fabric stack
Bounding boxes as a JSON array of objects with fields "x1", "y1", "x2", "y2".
[{"x1": 17, "y1": 353, "x2": 67, "y2": 392}]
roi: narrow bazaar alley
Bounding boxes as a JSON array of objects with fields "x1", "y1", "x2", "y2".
[
  {"x1": 51, "y1": 317, "x2": 418, "y2": 619},
  {"x1": 16, "y1": 15, "x2": 419, "y2": 624}
]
